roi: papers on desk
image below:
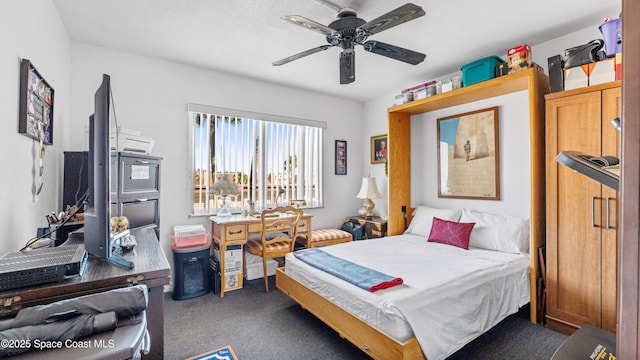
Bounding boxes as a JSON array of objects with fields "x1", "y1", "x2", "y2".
[{"x1": 252, "y1": 213, "x2": 279, "y2": 218}]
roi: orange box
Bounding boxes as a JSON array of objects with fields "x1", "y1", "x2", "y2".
[
  {"x1": 615, "y1": 52, "x2": 622, "y2": 80},
  {"x1": 507, "y1": 44, "x2": 532, "y2": 74}
]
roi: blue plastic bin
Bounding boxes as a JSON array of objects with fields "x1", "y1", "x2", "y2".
[{"x1": 461, "y1": 56, "x2": 506, "y2": 87}]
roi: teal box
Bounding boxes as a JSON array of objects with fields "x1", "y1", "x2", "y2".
[{"x1": 461, "y1": 56, "x2": 506, "y2": 86}]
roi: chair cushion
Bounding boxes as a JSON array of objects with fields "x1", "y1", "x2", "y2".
[
  {"x1": 310, "y1": 229, "x2": 352, "y2": 242},
  {"x1": 245, "y1": 239, "x2": 292, "y2": 253}
]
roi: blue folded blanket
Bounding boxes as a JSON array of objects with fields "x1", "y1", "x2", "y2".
[{"x1": 294, "y1": 248, "x2": 403, "y2": 292}]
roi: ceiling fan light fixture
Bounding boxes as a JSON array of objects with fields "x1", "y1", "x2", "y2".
[{"x1": 337, "y1": 7, "x2": 357, "y2": 18}]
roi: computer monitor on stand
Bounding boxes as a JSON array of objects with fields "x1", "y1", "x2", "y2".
[{"x1": 83, "y1": 74, "x2": 134, "y2": 269}]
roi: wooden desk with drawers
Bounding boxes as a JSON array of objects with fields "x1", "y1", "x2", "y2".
[{"x1": 209, "y1": 213, "x2": 312, "y2": 297}]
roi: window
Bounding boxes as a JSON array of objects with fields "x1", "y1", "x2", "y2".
[{"x1": 189, "y1": 104, "x2": 325, "y2": 216}]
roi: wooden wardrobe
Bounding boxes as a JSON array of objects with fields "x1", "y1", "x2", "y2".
[{"x1": 545, "y1": 81, "x2": 621, "y2": 335}]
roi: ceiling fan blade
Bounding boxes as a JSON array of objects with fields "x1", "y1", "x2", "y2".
[
  {"x1": 358, "y1": 3, "x2": 425, "y2": 36},
  {"x1": 339, "y1": 50, "x2": 355, "y2": 84},
  {"x1": 363, "y1": 41, "x2": 425, "y2": 65},
  {"x1": 273, "y1": 45, "x2": 333, "y2": 66},
  {"x1": 282, "y1": 15, "x2": 336, "y2": 36}
]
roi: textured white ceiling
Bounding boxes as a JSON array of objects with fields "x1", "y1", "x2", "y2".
[{"x1": 53, "y1": 0, "x2": 620, "y2": 102}]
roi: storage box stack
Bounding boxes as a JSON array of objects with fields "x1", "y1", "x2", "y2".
[
  {"x1": 550, "y1": 18, "x2": 621, "y2": 92},
  {"x1": 172, "y1": 225, "x2": 209, "y2": 249},
  {"x1": 172, "y1": 225, "x2": 211, "y2": 300},
  {"x1": 561, "y1": 56, "x2": 617, "y2": 91},
  {"x1": 212, "y1": 244, "x2": 243, "y2": 291},
  {"x1": 408, "y1": 81, "x2": 437, "y2": 100}
]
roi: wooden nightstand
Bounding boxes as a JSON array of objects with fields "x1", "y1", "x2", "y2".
[{"x1": 345, "y1": 216, "x2": 388, "y2": 239}]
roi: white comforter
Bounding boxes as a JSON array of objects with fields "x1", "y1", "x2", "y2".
[{"x1": 285, "y1": 234, "x2": 530, "y2": 360}]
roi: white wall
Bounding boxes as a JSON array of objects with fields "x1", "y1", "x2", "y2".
[
  {"x1": 362, "y1": 21, "x2": 614, "y2": 219},
  {"x1": 68, "y1": 43, "x2": 364, "y2": 268},
  {"x1": 0, "y1": 0, "x2": 71, "y2": 254},
  {"x1": 411, "y1": 91, "x2": 530, "y2": 216}
]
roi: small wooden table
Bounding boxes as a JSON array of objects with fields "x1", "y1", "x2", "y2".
[
  {"x1": 210, "y1": 213, "x2": 312, "y2": 297},
  {"x1": 345, "y1": 216, "x2": 388, "y2": 239}
]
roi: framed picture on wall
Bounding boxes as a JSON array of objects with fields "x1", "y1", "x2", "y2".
[
  {"x1": 335, "y1": 140, "x2": 347, "y2": 175},
  {"x1": 437, "y1": 106, "x2": 500, "y2": 200},
  {"x1": 371, "y1": 134, "x2": 387, "y2": 164},
  {"x1": 18, "y1": 59, "x2": 54, "y2": 145}
]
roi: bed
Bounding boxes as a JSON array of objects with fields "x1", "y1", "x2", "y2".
[{"x1": 276, "y1": 206, "x2": 531, "y2": 360}]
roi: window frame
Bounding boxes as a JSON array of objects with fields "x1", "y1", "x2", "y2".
[{"x1": 188, "y1": 104, "x2": 326, "y2": 216}]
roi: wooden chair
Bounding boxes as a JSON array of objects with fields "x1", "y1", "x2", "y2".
[{"x1": 244, "y1": 206, "x2": 303, "y2": 292}]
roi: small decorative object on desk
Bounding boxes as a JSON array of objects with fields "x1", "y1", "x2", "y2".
[
  {"x1": 211, "y1": 173, "x2": 240, "y2": 216},
  {"x1": 247, "y1": 199, "x2": 256, "y2": 216},
  {"x1": 110, "y1": 216, "x2": 136, "y2": 250},
  {"x1": 110, "y1": 216, "x2": 129, "y2": 233}
]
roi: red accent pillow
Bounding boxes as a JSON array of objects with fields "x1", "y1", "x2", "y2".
[{"x1": 427, "y1": 217, "x2": 475, "y2": 250}]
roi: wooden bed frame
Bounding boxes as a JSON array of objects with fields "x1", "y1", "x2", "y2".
[
  {"x1": 275, "y1": 69, "x2": 549, "y2": 359},
  {"x1": 387, "y1": 68, "x2": 549, "y2": 324},
  {"x1": 276, "y1": 267, "x2": 426, "y2": 360}
]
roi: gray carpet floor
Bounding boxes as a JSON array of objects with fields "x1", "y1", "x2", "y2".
[{"x1": 164, "y1": 276, "x2": 567, "y2": 360}]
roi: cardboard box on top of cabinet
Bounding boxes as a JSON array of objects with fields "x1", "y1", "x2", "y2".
[
  {"x1": 564, "y1": 64, "x2": 592, "y2": 90},
  {"x1": 589, "y1": 58, "x2": 616, "y2": 86},
  {"x1": 507, "y1": 44, "x2": 532, "y2": 74}
]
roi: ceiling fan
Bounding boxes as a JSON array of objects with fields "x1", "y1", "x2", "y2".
[{"x1": 273, "y1": 1, "x2": 426, "y2": 84}]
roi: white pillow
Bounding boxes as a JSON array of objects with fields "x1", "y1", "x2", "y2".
[
  {"x1": 404, "y1": 205, "x2": 461, "y2": 237},
  {"x1": 459, "y1": 208, "x2": 530, "y2": 254}
]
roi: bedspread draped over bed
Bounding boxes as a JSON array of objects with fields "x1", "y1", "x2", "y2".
[
  {"x1": 284, "y1": 234, "x2": 530, "y2": 360},
  {"x1": 293, "y1": 248, "x2": 404, "y2": 292}
]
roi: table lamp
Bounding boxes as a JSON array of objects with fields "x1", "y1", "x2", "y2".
[
  {"x1": 356, "y1": 176, "x2": 383, "y2": 219},
  {"x1": 212, "y1": 173, "x2": 240, "y2": 216}
]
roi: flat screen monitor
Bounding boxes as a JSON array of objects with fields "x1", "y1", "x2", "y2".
[{"x1": 83, "y1": 74, "x2": 134, "y2": 269}]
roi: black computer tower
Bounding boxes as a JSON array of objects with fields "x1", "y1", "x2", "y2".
[{"x1": 63, "y1": 151, "x2": 89, "y2": 211}]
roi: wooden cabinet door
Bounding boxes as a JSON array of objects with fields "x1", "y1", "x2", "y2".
[
  {"x1": 600, "y1": 87, "x2": 621, "y2": 332},
  {"x1": 546, "y1": 90, "x2": 604, "y2": 330}
]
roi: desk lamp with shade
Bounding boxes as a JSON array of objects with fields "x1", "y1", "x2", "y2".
[
  {"x1": 357, "y1": 176, "x2": 383, "y2": 219},
  {"x1": 212, "y1": 173, "x2": 240, "y2": 216}
]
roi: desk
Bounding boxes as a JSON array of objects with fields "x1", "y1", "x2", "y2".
[
  {"x1": 210, "y1": 214, "x2": 312, "y2": 297},
  {"x1": 0, "y1": 226, "x2": 170, "y2": 360}
]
